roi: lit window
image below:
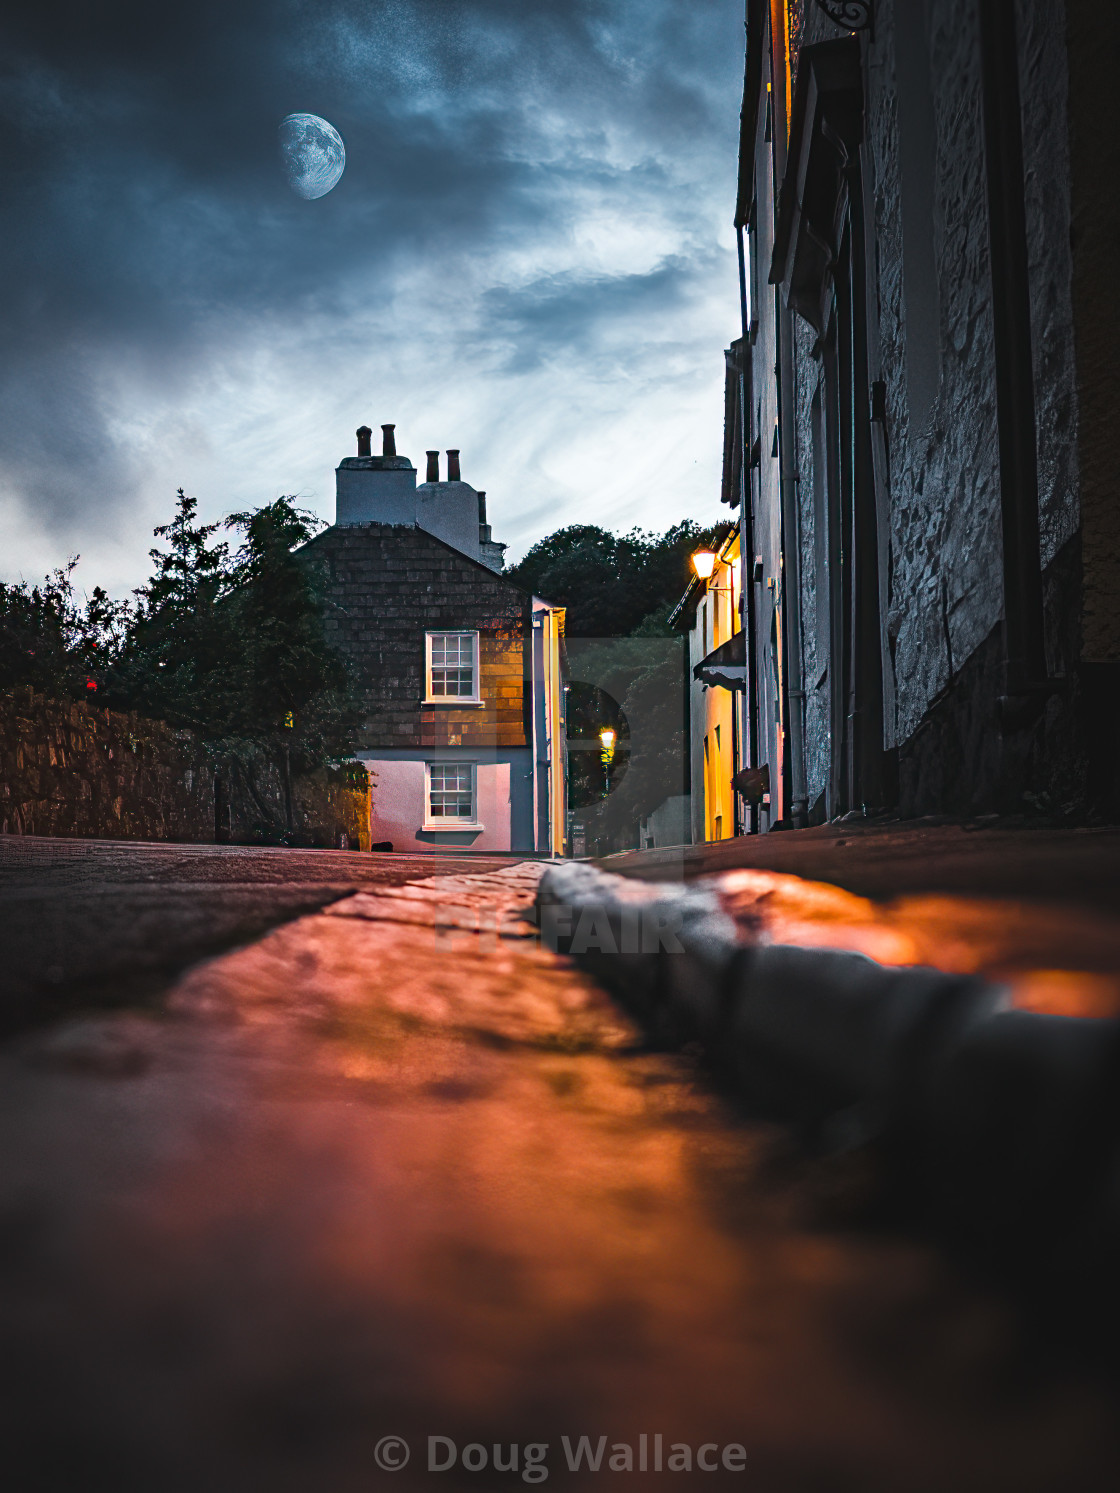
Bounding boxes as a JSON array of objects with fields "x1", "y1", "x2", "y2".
[
  {"x1": 426, "y1": 631, "x2": 479, "y2": 701},
  {"x1": 427, "y1": 762, "x2": 476, "y2": 823}
]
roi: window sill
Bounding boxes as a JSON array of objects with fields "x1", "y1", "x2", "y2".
[
  {"x1": 422, "y1": 821, "x2": 485, "y2": 832},
  {"x1": 421, "y1": 698, "x2": 485, "y2": 707}
]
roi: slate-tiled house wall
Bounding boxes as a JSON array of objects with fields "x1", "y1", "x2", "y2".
[{"x1": 307, "y1": 523, "x2": 532, "y2": 750}]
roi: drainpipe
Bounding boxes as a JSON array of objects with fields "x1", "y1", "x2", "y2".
[
  {"x1": 737, "y1": 226, "x2": 761, "y2": 835},
  {"x1": 977, "y1": 0, "x2": 1047, "y2": 697},
  {"x1": 776, "y1": 298, "x2": 808, "y2": 827},
  {"x1": 770, "y1": 2, "x2": 808, "y2": 827}
]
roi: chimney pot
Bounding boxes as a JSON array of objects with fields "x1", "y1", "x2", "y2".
[
  {"x1": 356, "y1": 425, "x2": 372, "y2": 457},
  {"x1": 446, "y1": 449, "x2": 461, "y2": 482},
  {"x1": 477, "y1": 491, "x2": 487, "y2": 524},
  {"x1": 381, "y1": 424, "x2": 397, "y2": 458},
  {"x1": 426, "y1": 450, "x2": 440, "y2": 483}
]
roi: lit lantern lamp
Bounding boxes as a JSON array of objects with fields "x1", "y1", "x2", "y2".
[
  {"x1": 690, "y1": 549, "x2": 717, "y2": 580},
  {"x1": 599, "y1": 727, "x2": 617, "y2": 797}
]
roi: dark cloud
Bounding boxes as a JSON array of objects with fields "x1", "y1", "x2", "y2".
[
  {"x1": 477, "y1": 258, "x2": 701, "y2": 375},
  {"x1": 0, "y1": 0, "x2": 743, "y2": 568}
]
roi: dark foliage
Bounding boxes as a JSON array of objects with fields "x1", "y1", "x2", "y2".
[
  {"x1": 3, "y1": 491, "x2": 361, "y2": 815},
  {"x1": 108, "y1": 490, "x2": 232, "y2": 732},
  {"x1": 218, "y1": 499, "x2": 361, "y2": 776},
  {"x1": 0, "y1": 561, "x2": 129, "y2": 700},
  {"x1": 506, "y1": 520, "x2": 726, "y2": 638}
]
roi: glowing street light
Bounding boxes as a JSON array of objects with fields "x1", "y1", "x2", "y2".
[
  {"x1": 691, "y1": 549, "x2": 717, "y2": 580},
  {"x1": 599, "y1": 727, "x2": 616, "y2": 798}
]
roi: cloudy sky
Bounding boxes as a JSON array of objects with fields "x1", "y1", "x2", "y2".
[{"x1": 1, "y1": 0, "x2": 745, "y2": 595}]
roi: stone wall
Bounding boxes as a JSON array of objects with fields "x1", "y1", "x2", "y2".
[
  {"x1": 869, "y1": 0, "x2": 1006, "y2": 745},
  {"x1": 782, "y1": 0, "x2": 1088, "y2": 815},
  {"x1": 0, "y1": 689, "x2": 371, "y2": 849},
  {"x1": 220, "y1": 754, "x2": 372, "y2": 851},
  {"x1": 0, "y1": 688, "x2": 215, "y2": 842}
]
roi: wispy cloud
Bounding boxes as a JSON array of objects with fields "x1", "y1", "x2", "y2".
[{"x1": 0, "y1": 0, "x2": 743, "y2": 589}]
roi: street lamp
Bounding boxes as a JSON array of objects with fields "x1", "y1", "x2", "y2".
[
  {"x1": 599, "y1": 727, "x2": 616, "y2": 797},
  {"x1": 692, "y1": 547, "x2": 738, "y2": 598}
]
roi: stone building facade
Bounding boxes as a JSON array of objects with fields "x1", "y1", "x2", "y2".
[
  {"x1": 307, "y1": 426, "x2": 566, "y2": 854},
  {"x1": 720, "y1": 0, "x2": 1119, "y2": 828}
]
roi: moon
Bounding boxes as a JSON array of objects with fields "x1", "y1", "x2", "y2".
[{"x1": 278, "y1": 113, "x2": 346, "y2": 200}]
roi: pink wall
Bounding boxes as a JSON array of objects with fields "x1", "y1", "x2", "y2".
[{"x1": 366, "y1": 758, "x2": 512, "y2": 852}]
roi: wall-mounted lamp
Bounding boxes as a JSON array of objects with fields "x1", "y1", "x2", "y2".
[
  {"x1": 814, "y1": 0, "x2": 873, "y2": 31},
  {"x1": 691, "y1": 548, "x2": 736, "y2": 594}
]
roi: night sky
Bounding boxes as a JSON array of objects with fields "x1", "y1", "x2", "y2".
[{"x1": 1, "y1": 0, "x2": 744, "y2": 594}]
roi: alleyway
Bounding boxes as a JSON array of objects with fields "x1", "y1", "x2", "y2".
[{"x1": 1, "y1": 839, "x2": 1119, "y2": 1490}]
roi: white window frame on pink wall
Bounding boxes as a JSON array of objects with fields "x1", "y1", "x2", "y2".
[{"x1": 423, "y1": 760, "x2": 481, "y2": 829}]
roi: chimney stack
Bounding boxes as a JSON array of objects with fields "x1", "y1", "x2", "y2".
[
  {"x1": 446, "y1": 449, "x2": 461, "y2": 482},
  {"x1": 381, "y1": 424, "x2": 397, "y2": 458},
  {"x1": 477, "y1": 491, "x2": 487, "y2": 524},
  {"x1": 426, "y1": 451, "x2": 440, "y2": 483},
  {"x1": 356, "y1": 425, "x2": 372, "y2": 457}
]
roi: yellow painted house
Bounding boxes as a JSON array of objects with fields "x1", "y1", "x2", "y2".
[{"x1": 670, "y1": 527, "x2": 746, "y2": 843}]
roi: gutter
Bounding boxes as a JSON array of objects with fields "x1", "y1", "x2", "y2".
[
  {"x1": 977, "y1": 0, "x2": 1054, "y2": 709},
  {"x1": 768, "y1": 4, "x2": 808, "y2": 828},
  {"x1": 536, "y1": 861, "x2": 1120, "y2": 1298},
  {"x1": 668, "y1": 577, "x2": 700, "y2": 632}
]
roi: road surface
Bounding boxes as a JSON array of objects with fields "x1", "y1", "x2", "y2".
[
  {"x1": 0, "y1": 838, "x2": 1118, "y2": 1490},
  {"x1": 0, "y1": 836, "x2": 525, "y2": 1035}
]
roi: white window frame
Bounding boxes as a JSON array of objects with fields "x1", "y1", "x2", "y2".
[
  {"x1": 423, "y1": 760, "x2": 481, "y2": 830},
  {"x1": 424, "y1": 630, "x2": 482, "y2": 705}
]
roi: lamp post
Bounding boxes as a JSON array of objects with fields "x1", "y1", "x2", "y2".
[{"x1": 599, "y1": 727, "x2": 616, "y2": 797}]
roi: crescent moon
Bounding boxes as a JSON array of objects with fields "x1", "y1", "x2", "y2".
[{"x1": 278, "y1": 113, "x2": 346, "y2": 200}]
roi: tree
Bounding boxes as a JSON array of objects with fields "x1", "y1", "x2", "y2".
[
  {"x1": 506, "y1": 519, "x2": 727, "y2": 638},
  {"x1": 103, "y1": 491, "x2": 361, "y2": 831},
  {"x1": 108, "y1": 489, "x2": 231, "y2": 732},
  {"x1": 219, "y1": 497, "x2": 359, "y2": 758},
  {"x1": 219, "y1": 498, "x2": 361, "y2": 830},
  {"x1": 109, "y1": 491, "x2": 359, "y2": 790}
]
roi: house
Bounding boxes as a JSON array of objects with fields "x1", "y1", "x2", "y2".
[
  {"x1": 306, "y1": 424, "x2": 566, "y2": 855},
  {"x1": 714, "y1": 0, "x2": 1119, "y2": 829},
  {"x1": 670, "y1": 525, "x2": 746, "y2": 842}
]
